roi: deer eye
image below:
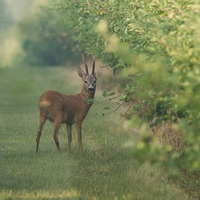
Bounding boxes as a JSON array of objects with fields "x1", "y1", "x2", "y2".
[
  {"x1": 84, "y1": 80, "x2": 88, "y2": 83},
  {"x1": 93, "y1": 80, "x2": 96, "y2": 84}
]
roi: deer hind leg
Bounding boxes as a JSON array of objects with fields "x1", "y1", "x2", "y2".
[
  {"x1": 36, "y1": 114, "x2": 47, "y2": 154},
  {"x1": 53, "y1": 120, "x2": 62, "y2": 151},
  {"x1": 76, "y1": 122, "x2": 83, "y2": 155},
  {"x1": 66, "y1": 124, "x2": 72, "y2": 154}
]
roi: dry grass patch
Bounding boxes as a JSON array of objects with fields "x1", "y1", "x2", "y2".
[{"x1": 154, "y1": 122, "x2": 184, "y2": 153}]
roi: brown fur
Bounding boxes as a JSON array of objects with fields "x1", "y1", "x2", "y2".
[{"x1": 36, "y1": 56, "x2": 103, "y2": 155}]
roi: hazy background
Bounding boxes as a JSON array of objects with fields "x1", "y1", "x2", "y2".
[
  {"x1": 0, "y1": 0, "x2": 81, "y2": 68},
  {"x1": 0, "y1": 0, "x2": 44, "y2": 67}
]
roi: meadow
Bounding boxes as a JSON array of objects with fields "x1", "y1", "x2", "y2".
[{"x1": 0, "y1": 66, "x2": 189, "y2": 200}]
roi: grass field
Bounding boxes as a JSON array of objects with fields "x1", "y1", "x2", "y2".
[{"x1": 0, "y1": 66, "x2": 189, "y2": 200}]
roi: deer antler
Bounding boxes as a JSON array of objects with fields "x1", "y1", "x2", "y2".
[
  {"x1": 82, "y1": 53, "x2": 89, "y2": 75},
  {"x1": 92, "y1": 56, "x2": 96, "y2": 75}
]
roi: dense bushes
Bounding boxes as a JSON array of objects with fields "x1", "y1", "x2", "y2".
[
  {"x1": 52, "y1": 0, "x2": 200, "y2": 177},
  {"x1": 16, "y1": 5, "x2": 82, "y2": 66}
]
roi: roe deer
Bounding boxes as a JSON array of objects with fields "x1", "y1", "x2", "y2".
[{"x1": 36, "y1": 54, "x2": 103, "y2": 155}]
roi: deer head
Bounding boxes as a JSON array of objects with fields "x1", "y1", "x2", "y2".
[{"x1": 78, "y1": 54, "x2": 103, "y2": 93}]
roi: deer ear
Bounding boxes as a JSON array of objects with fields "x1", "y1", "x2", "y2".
[
  {"x1": 78, "y1": 67, "x2": 86, "y2": 79},
  {"x1": 95, "y1": 67, "x2": 103, "y2": 79}
]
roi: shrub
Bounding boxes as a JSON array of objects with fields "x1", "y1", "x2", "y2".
[
  {"x1": 52, "y1": 0, "x2": 200, "y2": 178},
  {"x1": 16, "y1": 5, "x2": 82, "y2": 66}
]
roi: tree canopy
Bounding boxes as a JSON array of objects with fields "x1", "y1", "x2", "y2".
[{"x1": 51, "y1": 0, "x2": 200, "y2": 175}]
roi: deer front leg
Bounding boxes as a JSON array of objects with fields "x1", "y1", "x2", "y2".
[
  {"x1": 76, "y1": 122, "x2": 83, "y2": 155},
  {"x1": 66, "y1": 124, "x2": 72, "y2": 154}
]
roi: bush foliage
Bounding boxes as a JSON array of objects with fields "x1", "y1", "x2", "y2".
[
  {"x1": 51, "y1": 0, "x2": 200, "y2": 176},
  {"x1": 16, "y1": 5, "x2": 83, "y2": 66}
]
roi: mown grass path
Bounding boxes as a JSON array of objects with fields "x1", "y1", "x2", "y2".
[{"x1": 0, "y1": 66, "x2": 189, "y2": 199}]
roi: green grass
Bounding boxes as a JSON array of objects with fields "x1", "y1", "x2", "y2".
[{"x1": 0, "y1": 66, "x2": 189, "y2": 200}]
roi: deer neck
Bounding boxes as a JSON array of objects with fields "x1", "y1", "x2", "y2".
[{"x1": 81, "y1": 85, "x2": 95, "y2": 105}]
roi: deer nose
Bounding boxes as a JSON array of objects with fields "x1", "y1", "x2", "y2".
[{"x1": 88, "y1": 86, "x2": 95, "y2": 92}]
